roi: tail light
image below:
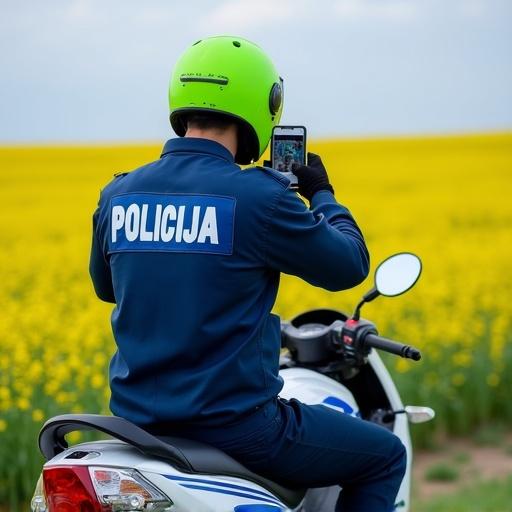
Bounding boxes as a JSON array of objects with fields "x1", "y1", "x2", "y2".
[
  {"x1": 89, "y1": 467, "x2": 172, "y2": 510},
  {"x1": 32, "y1": 466, "x2": 173, "y2": 511}
]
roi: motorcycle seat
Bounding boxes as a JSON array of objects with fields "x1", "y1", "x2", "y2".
[{"x1": 39, "y1": 414, "x2": 306, "y2": 509}]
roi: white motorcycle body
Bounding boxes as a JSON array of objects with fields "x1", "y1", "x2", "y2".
[
  {"x1": 35, "y1": 254, "x2": 429, "y2": 512},
  {"x1": 37, "y1": 351, "x2": 411, "y2": 512}
]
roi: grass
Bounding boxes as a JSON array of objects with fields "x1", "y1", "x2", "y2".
[
  {"x1": 452, "y1": 451, "x2": 471, "y2": 465},
  {"x1": 472, "y1": 424, "x2": 507, "y2": 447},
  {"x1": 424, "y1": 463, "x2": 459, "y2": 482},
  {"x1": 416, "y1": 475, "x2": 512, "y2": 512}
]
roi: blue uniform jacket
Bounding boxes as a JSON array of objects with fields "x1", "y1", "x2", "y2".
[{"x1": 90, "y1": 137, "x2": 369, "y2": 428}]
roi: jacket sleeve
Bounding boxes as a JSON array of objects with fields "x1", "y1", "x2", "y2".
[
  {"x1": 263, "y1": 189, "x2": 370, "y2": 291},
  {"x1": 89, "y1": 206, "x2": 116, "y2": 303}
]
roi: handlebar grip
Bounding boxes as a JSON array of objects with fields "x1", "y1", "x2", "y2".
[{"x1": 364, "y1": 333, "x2": 422, "y2": 361}]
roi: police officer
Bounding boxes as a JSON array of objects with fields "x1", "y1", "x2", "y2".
[{"x1": 90, "y1": 36, "x2": 406, "y2": 512}]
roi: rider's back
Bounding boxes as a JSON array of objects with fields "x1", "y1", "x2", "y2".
[
  {"x1": 93, "y1": 138, "x2": 291, "y2": 428},
  {"x1": 91, "y1": 137, "x2": 369, "y2": 429}
]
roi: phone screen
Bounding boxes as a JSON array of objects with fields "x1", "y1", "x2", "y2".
[{"x1": 271, "y1": 128, "x2": 306, "y2": 172}]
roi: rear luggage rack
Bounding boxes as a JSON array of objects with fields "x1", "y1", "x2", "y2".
[{"x1": 39, "y1": 414, "x2": 192, "y2": 470}]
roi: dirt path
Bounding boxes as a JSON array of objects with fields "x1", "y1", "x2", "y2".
[{"x1": 412, "y1": 433, "x2": 512, "y2": 501}]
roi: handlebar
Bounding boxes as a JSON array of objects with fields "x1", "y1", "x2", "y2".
[{"x1": 363, "y1": 333, "x2": 422, "y2": 361}]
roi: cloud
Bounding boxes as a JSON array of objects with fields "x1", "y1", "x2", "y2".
[
  {"x1": 458, "y1": 0, "x2": 486, "y2": 18},
  {"x1": 333, "y1": 0, "x2": 419, "y2": 22},
  {"x1": 198, "y1": 0, "x2": 309, "y2": 32},
  {"x1": 66, "y1": 0, "x2": 94, "y2": 20},
  {"x1": 199, "y1": 0, "x2": 422, "y2": 34}
]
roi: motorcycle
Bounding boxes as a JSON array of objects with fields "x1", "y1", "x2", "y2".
[{"x1": 31, "y1": 252, "x2": 434, "y2": 512}]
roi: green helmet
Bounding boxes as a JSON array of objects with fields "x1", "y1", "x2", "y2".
[{"x1": 169, "y1": 36, "x2": 283, "y2": 165}]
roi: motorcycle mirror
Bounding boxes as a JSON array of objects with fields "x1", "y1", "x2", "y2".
[
  {"x1": 352, "y1": 252, "x2": 422, "y2": 320},
  {"x1": 375, "y1": 253, "x2": 422, "y2": 297},
  {"x1": 404, "y1": 405, "x2": 435, "y2": 424}
]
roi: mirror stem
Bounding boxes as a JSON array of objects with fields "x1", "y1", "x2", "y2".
[
  {"x1": 363, "y1": 287, "x2": 380, "y2": 303},
  {"x1": 352, "y1": 287, "x2": 380, "y2": 320},
  {"x1": 352, "y1": 300, "x2": 365, "y2": 320}
]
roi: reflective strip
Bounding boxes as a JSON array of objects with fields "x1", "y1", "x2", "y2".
[{"x1": 180, "y1": 76, "x2": 229, "y2": 85}]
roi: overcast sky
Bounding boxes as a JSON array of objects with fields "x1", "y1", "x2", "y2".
[{"x1": 1, "y1": 0, "x2": 511, "y2": 142}]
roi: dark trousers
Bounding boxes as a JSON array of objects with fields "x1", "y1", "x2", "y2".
[{"x1": 180, "y1": 397, "x2": 407, "y2": 512}]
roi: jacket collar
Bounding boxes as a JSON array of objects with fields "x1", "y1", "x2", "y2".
[{"x1": 160, "y1": 137, "x2": 235, "y2": 163}]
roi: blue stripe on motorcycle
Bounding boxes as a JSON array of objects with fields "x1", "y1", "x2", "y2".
[
  {"x1": 163, "y1": 474, "x2": 279, "y2": 501},
  {"x1": 322, "y1": 396, "x2": 354, "y2": 414},
  {"x1": 179, "y1": 484, "x2": 283, "y2": 506}
]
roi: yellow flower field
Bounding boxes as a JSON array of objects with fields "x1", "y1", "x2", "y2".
[{"x1": 1, "y1": 133, "x2": 511, "y2": 505}]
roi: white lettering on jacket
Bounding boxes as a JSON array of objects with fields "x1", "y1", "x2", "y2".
[{"x1": 111, "y1": 203, "x2": 219, "y2": 245}]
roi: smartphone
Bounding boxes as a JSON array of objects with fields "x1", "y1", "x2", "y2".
[{"x1": 271, "y1": 125, "x2": 307, "y2": 188}]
